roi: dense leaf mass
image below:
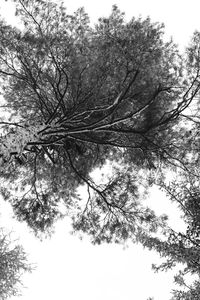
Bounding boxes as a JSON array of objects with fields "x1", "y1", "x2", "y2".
[
  {"x1": 0, "y1": 1, "x2": 186, "y2": 235},
  {"x1": 1, "y1": 1, "x2": 200, "y2": 299}
]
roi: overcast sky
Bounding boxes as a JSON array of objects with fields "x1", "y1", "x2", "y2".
[{"x1": 0, "y1": 0, "x2": 199, "y2": 300}]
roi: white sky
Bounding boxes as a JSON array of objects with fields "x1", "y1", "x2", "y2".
[{"x1": 0, "y1": 0, "x2": 199, "y2": 300}]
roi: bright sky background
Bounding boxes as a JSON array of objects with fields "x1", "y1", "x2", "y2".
[{"x1": 0, "y1": 0, "x2": 200, "y2": 300}]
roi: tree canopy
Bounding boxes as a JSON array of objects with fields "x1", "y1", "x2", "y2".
[
  {"x1": 0, "y1": 229, "x2": 32, "y2": 300},
  {"x1": 1, "y1": 0, "x2": 200, "y2": 299},
  {"x1": 0, "y1": 0, "x2": 188, "y2": 235}
]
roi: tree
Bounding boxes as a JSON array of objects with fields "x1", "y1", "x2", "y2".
[
  {"x1": 143, "y1": 31, "x2": 200, "y2": 299},
  {"x1": 0, "y1": 0, "x2": 193, "y2": 238},
  {"x1": 139, "y1": 166, "x2": 200, "y2": 300},
  {"x1": 0, "y1": 229, "x2": 32, "y2": 299}
]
